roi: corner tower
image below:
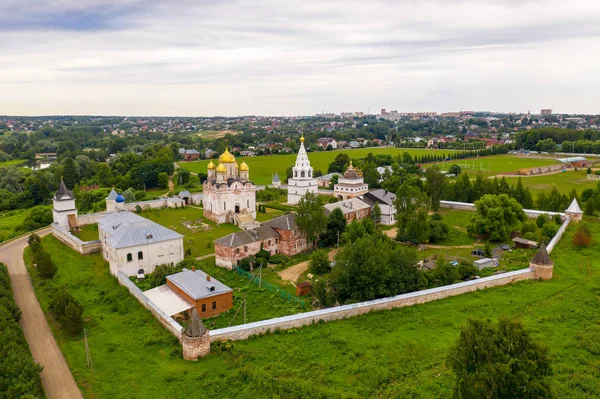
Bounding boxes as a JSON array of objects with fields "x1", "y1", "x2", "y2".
[
  {"x1": 287, "y1": 134, "x2": 318, "y2": 204},
  {"x1": 52, "y1": 179, "x2": 78, "y2": 229}
]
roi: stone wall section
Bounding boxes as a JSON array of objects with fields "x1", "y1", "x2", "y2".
[
  {"x1": 210, "y1": 268, "x2": 534, "y2": 342},
  {"x1": 52, "y1": 225, "x2": 102, "y2": 254},
  {"x1": 440, "y1": 200, "x2": 565, "y2": 219},
  {"x1": 546, "y1": 216, "x2": 571, "y2": 253}
]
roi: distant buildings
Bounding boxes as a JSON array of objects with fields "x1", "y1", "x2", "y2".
[
  {"x1": 316, "y1": 137, "x2": 337, "y2": 149},
  {"x1": 541, "y1": 109, "x2": 552, "y2": 115},
  {"x1": 179, "y1": 148, "x2": 200, "y2": 161}
]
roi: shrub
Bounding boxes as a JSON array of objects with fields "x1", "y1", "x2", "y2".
[
  {"x1": 309, "y1": 249, "x2": 331, "y2": 275},
  {"x1": 553, "y1": 214, "x2": 563, "y2": 225},
  {"x1": 521, "y1": 221, "x2": 537, "y2": 235},
  {"x1": 256, "y1": 247, "x2": 271, "y2": 261},
  {"x1": 457, "y1": 262, "x2": 479, "y2": 280},
  {"x1": 484, "y1": 241, "x2": 492, "y2": 257},
  {"x1": 536, "y1": 214, "x2": 550, "y2": 228},
  {"x1": 573, "y1": 224, "x2": 592, "y2": 249},
  {"x1": 36, "y1": 249, "x2": 57, "y2": 279},
  {"x1": 269, "y1": 254, "x2": 289, "y2": 264},
  {"x1": 429, "y1": 218, "x2": 449, "y2": 243},
  {"x1": 50, "y1": 289, "x2": 84, "y2": 336}
]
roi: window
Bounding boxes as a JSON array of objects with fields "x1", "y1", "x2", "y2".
[
  {"x1": 244, "y1": 246, "x2": 248, "y2": 252},
  {"x1": 201, "y1": 304, "x2": 206, "y2": 312},
  {"x1": 235, "y1": 248, "x2": 240, "y2": 254},
  {"x1": 247, "y1": 199, "x2": 249, "y2": 208},
  {"x1": 169, "y1": 245, "x2": 174, "y2": 255},
  {"x1": 127, "y1": 253, "x2": 132, "y2": 262},
  {"x1": 158, "y1": 248, "x2": 164, "y2": 257},
  {"x1": 138, "y1": 251, "x2": 143, "y2": 260},
  {"x1": 224, "y1": 203, "x2": 226, "y2": 210},
  {"x1": 212, "y1": 301, "x2": 217, "y2": 310},
  {"x1": 268, "y1": 240, "x2": 271, "y2": 245},
  {"x1": 301, "y1": 170, "x2": 305, "y2": 177}
]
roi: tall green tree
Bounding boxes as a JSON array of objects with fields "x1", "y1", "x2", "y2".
[
  {"x1": 395, "y1": 182, "x2": 430, "y2": 243},
  {"x1": 295, "y1": 192, "x2": 327, "y2": 250},
  {"x1": 321, "y1": 207, "x2": 346, "y2": 246},
  {"x1": 327, "y1": 153, "x2": 350, "y2": 173},
  {"x1": 62, "y1": 157, "x2": 80, "y2": 188},
  {"x1": 448, "y1": 318, "x2": 552, "y2": 398},
  {"x1": 425, "y1": 165, "x2": 447, "y2": 211},
  {"x1": 468, "y1": 194, "x2": 527, "y2": 241}
]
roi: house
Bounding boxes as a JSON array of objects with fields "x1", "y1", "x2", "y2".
[
  {"x1": 166, "y1": 268, "x2": 233, "y2": 318},
  {"x1": 323, "y1": 198, "x2": 371, "y2": 222},
  {"x1": 474, "y1": 258, "x2": 495, "y2": 270},
  {"x1": 214, "y1": 214, "x2": 307, "y2": 269},
  {"x1": 316, "y1": 137, "x2": 337, "y2": 149},
  {"x1": 317, "y1": 172, "x2": 341, "y2": 188},
  {"x1": 337, "y1": 140, "x2": 349, "y2": 149},
  {"x1": 349, "y1": 141, "x2": 360, "y2": 148},
  {"x1": 183, "y1": 149, "x2": 200, "y2": 161},
  {"x1": 361, "y1": 189, "x2": 396, "y2": 225},
  {"x1": 203, "y1": 149, "x2": 217, "y2": 159},
  {"x1": 98, "y1": 212, "x2": 184, "y2": 276}
]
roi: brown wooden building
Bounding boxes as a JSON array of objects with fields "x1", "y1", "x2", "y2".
[{"x1": 166, "y1": 268, "x2": 233, "y2": 318}]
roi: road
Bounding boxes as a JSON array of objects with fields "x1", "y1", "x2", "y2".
[
  {"x1": 0, "y1": 229, "x2": 83, "y2": 399},
  {"x1": 279, "y1": 249, "x2": 339, "y2": 283}
]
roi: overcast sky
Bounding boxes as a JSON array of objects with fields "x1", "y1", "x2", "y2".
[{"x1": 1, "y1": 0, "x2": 599, "y2": 116}]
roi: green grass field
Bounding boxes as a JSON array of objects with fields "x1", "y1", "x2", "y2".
[
  {"x1": 180, "y1": 147, "x2": 465, "y2": 186},
  {"x1": 431, "y1": 154, "x2": 560, "y2": 177},
  {"x1": 23, "y1": 220, "x2": 600, "y2": 398},
  {"x1": 505, "y1": 169, "x2": 599, "y2": 196},
  {"x1": 0, "y1": 158, "x2": 27, "y2": 168},
  {"x1": 73, "y1": 223, "x2": 99, "y2": 242}
]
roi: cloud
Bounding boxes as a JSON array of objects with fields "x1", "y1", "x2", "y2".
[{"x1": 1, "y1": 0, "x2": 600, "y2": 115}]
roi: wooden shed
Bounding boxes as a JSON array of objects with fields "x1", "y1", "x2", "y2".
[
  {"x1": 296, "y1": 281, "x2": 312, "y2": 296},
  {"x1": 512, "y1": 237, "x2": 538, "y2": 249}
]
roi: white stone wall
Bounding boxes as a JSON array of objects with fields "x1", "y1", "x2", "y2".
[{"x1": 287, "y1": 178, "x2": 318, "y2": 204}]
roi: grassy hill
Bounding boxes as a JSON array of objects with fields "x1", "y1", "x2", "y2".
[{"x1": 24, "y1": 218, "x2": 600, "y2": 398}]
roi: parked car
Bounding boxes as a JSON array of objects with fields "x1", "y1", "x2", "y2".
[
  {"x1": 471, "y1": 249, "x2": 485, "y2": 256},
  {"x1": 499, "y1": 244, "x2": 511, "y2": 251},
  {"x1": 449, "y1": 261, "x2": 459, "y2": 266}
]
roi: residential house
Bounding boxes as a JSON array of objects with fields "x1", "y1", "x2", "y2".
[
  {"x1": 361, "y1": 189, "x2": 396, "y2": 225},
  {"x1": 323, "y1": 198, "x2": 371, "y2": 222},
  {"x1": 317, "y1": 137, "x2": 337, "y2": 149}
]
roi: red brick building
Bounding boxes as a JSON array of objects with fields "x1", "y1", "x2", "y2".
[
  {"x1": 214, "y1": 214, "x2": 307, "y2": 269},
  {"x1": 323, "y1": 198, "x2": 371, "y2": 222}
]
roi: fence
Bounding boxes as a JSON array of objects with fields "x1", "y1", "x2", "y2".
[{"x1": 234, "y1": 267, "x2": 306, "y2": 308}]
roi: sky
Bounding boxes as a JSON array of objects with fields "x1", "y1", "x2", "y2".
[{"x1": 1, "y1": 0, "x2": 600, "y2": 116}]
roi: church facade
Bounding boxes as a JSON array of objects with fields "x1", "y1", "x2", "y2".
[
  {"x1": 334, "y1": 162, "x2": 369, "y2": 200},
  {"x1": 203, "y1": 148, "x2": 257, "y2": 224},
  {"x1": 287, "y1": 135, "x2": 318, "y2": 204}
]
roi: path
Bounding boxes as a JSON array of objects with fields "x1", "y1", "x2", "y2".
[
  {"x1": 0, "y1": 229, "x2": 83, "y2": 399},
  {"x1": 421, "y1": 244, "x2": 475, "y2": 249},
  {"x1": 384, "y1": 228, "x2": 397, "y2": 238},
  {"x1": 196, "y1": 253, "x2": 215, "y2": 261},
  {"x1": 279, "y1": 249, "x2": 339, "y2": 283}
]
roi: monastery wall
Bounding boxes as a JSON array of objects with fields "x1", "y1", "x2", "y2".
[
  {"x1": 52, "y1": 225, "x2": 101, "y2": 254},
  {"x1": 440, "y1": 200, "x2": 565, "y2": 219},
  {"x1": 210, "y1": 268, "x2": 534, "y2": 342}
]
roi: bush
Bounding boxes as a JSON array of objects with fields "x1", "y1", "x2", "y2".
[
  {"x1": 269, "y1": 254, "x2": 289, "y2": 264},
  {"x1": 573, "y1": 224, "x2": 592, "y2": 249},
  {"x1": 457, "y1": 262, "x2": 479, "y2": 280},
  {"x1": 521, "y1": 221, "x2": 537, "y2": 235},
  {"x1": 36, "y1": 249, "x2": 57, "y2": 279},
  {"x1": 536, "y1": 214, "x2": 550, "y2": 228},
  {"x1": 428, "y1": 218, "x2": 449, "y2": 243},
  {"x1": 256, "y1": 247, "x2": 271, "y2": 261},
  {"x1": 309, "y1": 249, "x2": 331, "y2": 275},
  {"x1": 50, "y1": 289, "x2": 84, "y2": 336},
  {"x1": 553, "y1": 214, "x2": 563, "y2": 225}
]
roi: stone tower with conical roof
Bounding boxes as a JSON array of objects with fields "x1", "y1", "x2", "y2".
[
  {"x1": 287, "y1": 134, "x2": 318, "y2": 204},
  {"x1": 52, "y1": 179, "x2": 78, "y2": 229},
  {"x1": 529, "y1": 243, "x2": 554, "y2": 280},
  {"x1": 565, "y1": 198, "x2": 583, "y2": 222},
  {"x1": 181, "y1": 309, "x2": 211, "y2": 360}
]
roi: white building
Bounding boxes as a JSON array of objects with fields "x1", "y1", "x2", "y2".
[
  {"x1": 334, "y1": 162, "x2": 369, "y2": 200},
  {"x1": 361, "y1": 189, "x2": 396, "y2": 225},
  {"x1": 98, "y1": 212, "x2": 184, "y2": 276},
  {"x1": 272, "y1": 172, "x2": 281, "y2": 188},
  {"x1": 52, "y1": 179, "x2": 78, "y2": 229},
  {"x1": 202, "y1": 148, "x2": 256, "y2": 224},
  {"x1": 287, "y1": 135, "x2": 318, "y2": 204}
]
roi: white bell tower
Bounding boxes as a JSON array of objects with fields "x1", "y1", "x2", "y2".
[{"x1": 287, "y1": 134, "x2": 318, "y2": 204}]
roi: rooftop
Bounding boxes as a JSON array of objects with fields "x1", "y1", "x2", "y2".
[
  {"x1": 167, "y1": 268, "x2": 232, "y2": 300},
  {"x1": 99, "y1": 211, "x2": 183, "y2": 249}
]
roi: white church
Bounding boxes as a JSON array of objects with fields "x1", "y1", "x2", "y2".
[
  {"x1": 51, "y1": 179, "x2": 184, "y2": 277},
  {"x1": 287, "y1": 135, "x2": 318, "y2": 204}
]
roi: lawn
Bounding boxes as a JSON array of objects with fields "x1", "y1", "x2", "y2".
[
  {"x1": 180, "y1": 147, "x2": 465, "y2": 186},
  {"x1": 0, "y1": 158, "x2": 27, "y2": 168},
  {"x1": 139, "y1": 207, "x2": 240, "y2": 257},
  {"x1": 430, "y1": 154, "x2": 560, "y2": 177},
  {"x1": 23, "y1": 220, "x2": 600, "y2": 398},
  {"x1": 73, "y1": 223, "x2": 99, "y2": 242},
  {"x1": 435, "y1": 209, "x2": 475, "y2": 246},
  {"x1": 505, "y1": 169, "x2": 599, "y2": 196},
  {"x1": 0, "y1": 208, "x2": 30, "y2": 243}
]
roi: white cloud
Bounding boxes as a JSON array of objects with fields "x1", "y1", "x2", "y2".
[{"x1": 1, "y1": 0, "x2": 599, "y2": 115}]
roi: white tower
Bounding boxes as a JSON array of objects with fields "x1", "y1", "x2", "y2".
[
  {"x1": 287, "y1": 134, "x2": 318, "y2": 204},
  {"x1": 52, "y1": 179, "x2": 78, "y2": 229}
]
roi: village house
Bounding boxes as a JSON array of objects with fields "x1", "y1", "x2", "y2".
[
  {"x1": 179, "y1": 148, "x2": 200, "y2": 161},
  {"x1": 360, "y1": 189, "x2": 396, "y2": 225},
  {"x1": 316, "y1": 137, "x2": 337, "y2": 149},
  {"x1": 166, "y1": 268, "x2": 233, "y2": 318}
]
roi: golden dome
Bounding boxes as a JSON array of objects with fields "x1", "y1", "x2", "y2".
[
  {"x1": 216, "y1": 163, "x2": 227, "y2": 173},
  {"x1": 300, "y1": 134, "x2": 305, "y2": 143},
  {"x1": 240, "y1": 161, "x2": 249, "y2": 171},
  {"x1": 218, "y1": 148, "x2": 236, "y2": 163},
  {"x1": 207, "y1": 160, "x2": 215, "y2": 170}
]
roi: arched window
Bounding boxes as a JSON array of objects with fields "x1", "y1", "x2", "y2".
[
  {"x1": 138, "y1": 251, "x2": 143, "y2": 260},
  {"x1": 308, "y1": 170, "x2": 311, "y2": 177},
  {"x1": 247, "y1": 199, "x2": 249, "y2": 208},
  {"x1": 224, "y1": 202, "x2": 226, "y2": 210},
  {"x1": 301, "y1": 170, "x2": 305, "y2": 177},
  {"x1": 294, "y1": 170, "x2": 298, "y2": 177},
  {"x1": 127, "y1": 253, "x2": 132, "y2": 262}
]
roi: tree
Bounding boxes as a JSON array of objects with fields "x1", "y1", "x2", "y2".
[
  {"x1": 61, "y1": 157, "x2": 80, "y2": 188},
  {"x1": 36, "y1": 249, "x2": 57, "y2": 279},
  {"x1": 62, "y1": 301, "x2": 84, "y2": 336},
  {"x1": 448, "y1": 318, "x2": 552, "y2": 398},
  {"x1": 371, "y1": 203, "x2": 382, "y2": 225},
  {"x1": 309, "y1": 249, "x2": 331, "y2": 275},
  {"x1": 428, "y1": 214, "x2": 449, "y2": 243},
  {"x1": 331, "y1": 235, "x2": 421, "y2": 303},
  {"x1": 572, "y1": 224, "x2": 592, "y2": 249},
  {"x1": 328, "y1": 174, "x2": 339, "y2": 190},
  {"x1": 327, "y1": 153, "x2": 350, "y2": 174},
  {"x1": 395, "y1": 182, "x2": 430, "y2": 243},
  {"x1": 425, "y1": 165, "x2": 447, "y2": 211},
  {"x1": 321, "y1": 207, "x2": 346, "y2": 247},
  {"x1": 448, "y1": 164, "x2": 462, "y2": 176},
  {"x1": 176, "y1": 168, "x2": 191, "y2": 185},
  {"x1": 295, "y1": 192, "x2": 327, "y2": 249},
  {"x1": 484, "y1": 241, "x2": 492, "y2": 257},
  {"x1": 468, "y1": 194, "x2": 527, "y2": 241},
  {"x1": 157, "y1": 172, "x2": 169, "y2": 189}
]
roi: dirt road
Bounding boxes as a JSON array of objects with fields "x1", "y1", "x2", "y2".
[
  {"x1": 0, "y1": 229, "x2": 83, "y2": 399},
  {"x1": 279, "y1": 249, "x2": 339, "y2": 283}
]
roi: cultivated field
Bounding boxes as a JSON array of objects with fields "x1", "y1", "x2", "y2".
[
  {"x1": 430, "y1": 154, "x2": 560, "y2": 177},
  {"x1": 196, "y1": 130, "x2": 239, "y2": 139},
  {"x1": 505, "y1": 169, "x2": 599, "y2": 195},
  {"x1": 21, "y1": 219, "x2": 600, "y2": 398}
]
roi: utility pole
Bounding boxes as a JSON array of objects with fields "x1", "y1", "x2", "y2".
[
  {"x1": 243, "y1": 293, "x2": 247, "y2": 324},
  {"x1": 84, "y1": 328, "x2": 93, "y2": 373},
  {"x1": 259, "y1": 265, "x2": 262, "y2": 288}
]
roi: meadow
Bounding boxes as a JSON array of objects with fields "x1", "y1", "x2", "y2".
[
  {"x1": 0, "y1": 158, "x2": 27, "y2": 168},
  {"x1": 21, "y1": 218, "x2": 600, "y2": 398},
  {"x1": 505, "y1": 169, "x2": 599, "y2": 195},
  {"x1": 180, "y1": 147, "x2": 465, "y2": 185},
  {"x1": 430, "y1": 154, "x2": 560, "y2": 177}
]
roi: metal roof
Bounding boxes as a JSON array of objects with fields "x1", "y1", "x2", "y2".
[
  {"x1": 214, "y1": 225, "x2": 279, "y2": 247},
  {"x1": 54, "y1": 179, "x2": 74, "y2": 201},
  {"x1": 99, "y1": 212, "x2": 183, "y2": 249},
  {"x1": 557, "y1": 156, "x2": 587, "y2": 163},
  {"x1": 565, "y1": 198, "x2": 582, "y2": 214},
  {"x1": 106, "y1": 188, "x2": 118, "y2": 200},
  {"x1": 363, "y1": 189, "x2": 396, "y2": 205},
  {"x1": 272, "y1": 172, "x2": 280, "y2": 183},
  {"x1": 262, "y1": 213, "x2": 297, "y2": 231},
  {"x1": 144, "y1": 284, "x2": 194, "y2": 316},
  {"x1": 167, "y1": 268, "x2": 232, "y2": 300},
  {"x1": 324, "y1": 198, "x2": 370, "y2": 215}
]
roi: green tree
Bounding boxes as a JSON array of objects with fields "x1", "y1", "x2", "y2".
[
  {"x1": 327, "y1": 153, "x2": 350, "y2": 174},
  {"x1": 309, "y1": 249, "x2": 331, "y2": 275},
  {"x1": 425, "y1": 165, "x2": 447, "y2": 211},
  {"x1": 321, "y1": 207, "x2": 346, "y2": 246},
  {"x1": 296, "y1": 192, "x2": 327, "y2": 250},
  {"x1": 448, "y1": 164, "x2": 462, "y2": 175},
  {"x1": 468, "y1": 194, "x2": 527, "y2": 241},
  {"x1": 62, "y1": 157, "x2": 80, "y2": 188},
  {"x1": 35, "y1": 248, "x2": 57, "y2": 279},
  {"x1": 62, "y1": 301, "x2": 84, "y2": 336},
  {"x1": 157, "y1": 172, "x2": 169, "y2": 189},
  {"x1": 484, "y1": 241, "x2": 492, "y2": 257},
  {"x1": 448, "y1": 318, "x2": 552, "y2": 398},
  {"x1": 328, "y1": 174, "x2": 339, "y2": 190},
  {"x1": 428, "y1": 214, "x2": 449, "y2": 243},
  {"x1": 395, "y1": 182, "x2": 430, "y2": 243},
  {"x1": 176, "y1": 168, "x2": 191, "y2": 185},
  {"x1": 371, "y1": 203, "x2": 382, "y2": 225}
]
